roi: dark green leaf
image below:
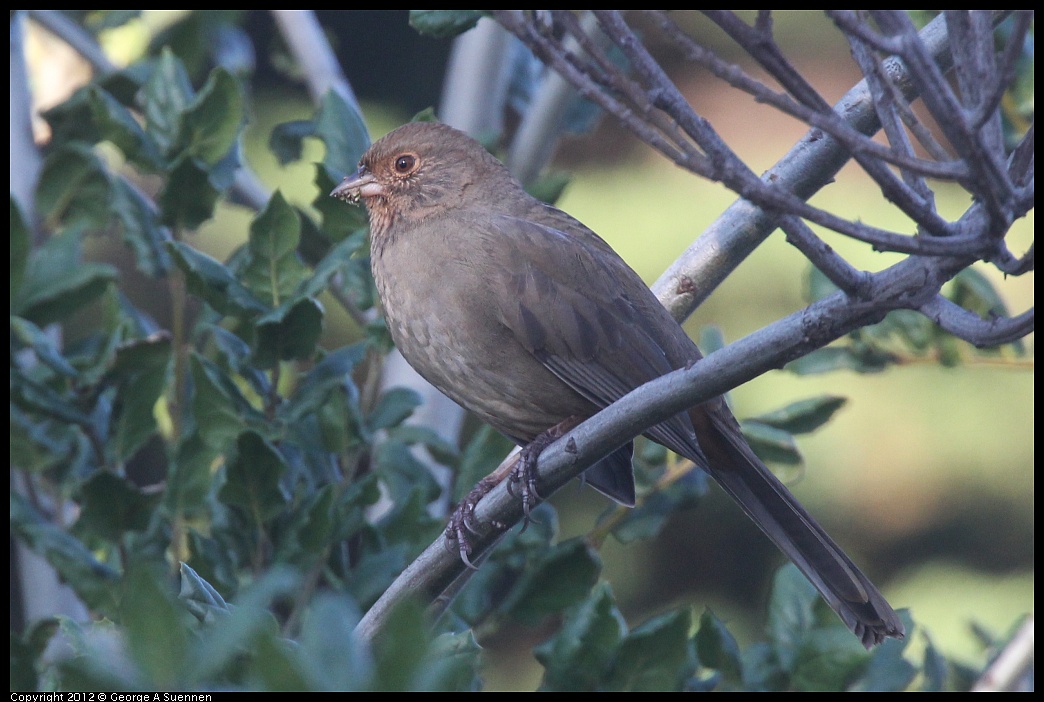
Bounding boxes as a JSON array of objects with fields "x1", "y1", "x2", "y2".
[
  {"x1": 750, "y1": 396, "x2": 847, "y2": 435},
  {"x1": 178, "y1": 561, "x2": 231, "y2": 623},
  {"x1": 142, "y1": 48, "x2": 195, "y2": 157},
  {"x1": 168, "y1": 241, "x2": 268, "y2": 317},
  {"x1": 695, "y1": 609, "x2": 743, "y2": 685},
  {"x1": 785, "y1": 345, "x2": 896, "y2": 375},
  {"x1": 190, "y1": 353, "x2": 261, "y2": 449},
  {"x1": 110, "y1": 179, "x2": 172, "y2": 277},
  {"x1": 296, "y1": 594, "x2": 372, "y2": 691},
  {"x1": 314, "y1": 164, "x2": 370, "y2": 242},
  {"x1": 175, "y1": 67, "x2": 244, "y2": 165},
  {"x1": 501, "y1": 538, "x2": 601, "y2": 624},
  {"x1": 850, "y1": 626, "x2": 916, "y2": 691},
  {"x1": 166, "y1": 431, "x2": 218, "y2": 516},
  {"x1": 109, "y1": 333, "x2": 172, "y2": 461},
  {"x1": 10, "y1": 492, "x2": 120, "y2": 617},
  {"x1": 535, "y1": 582, "x2": 627, "y2": 691},
  {"x1": 157, "y1": 155, "x2": 222, "y2": 230},
  {"x1": 10, "y1": 316, "x2": 79, "y2": 377},
  {"x1": 218, "y1": 430, "x2": 290, "y2": 523},
  {"x1": 607, "y1": 609, "x2": 695, "y2": 691},
  {"x1": 454, "y1": 424, "x2": 515, "y2": 502},
  {"x1": 313, "y1": 90, "x2": 371, "y2": 179},
  {"x1": 409, "y1": 10, "x2": 485, "y2": 39},
  {"x1": 186, "y1": 567, "x2": 298, "y2": 683},
  {"x1": 919, "y1": 631, "x2": 947, "y2": 692},
  {"x1": 367, "y1": 387, "x2": 422, "y2": 431},
  {"x1": 282, "y1": 343, "x2": 367, "y2": 424},
  {"x1": 35, "y1": 145, "x2": 113, "y2": 231},
  {"x1": 11, "y1": 198, "x2": 30, "y2": 302},
  {"x1": 788, "y1": 627, "x2": 869, "y2": 691},
  {"x1": 253, "y1": 296, "x2": 324, "y2": 367},
  {"x1": 741, "y1": 421, "x2": 802, "y2": 465},
  {"x1": 74, "y1": 472, "x2": 159, "y2": 542},
  {"x1": 269, "y1": 118, "x2": 315, "y2": 166},
  {"x1": 611, "y1": 468, "x2": 707, "y2": 543},
  {"x1": 370, "y1": 597, "x2": 431, "y2": 691},
  {"x1": 10, "y1": 618, "x2": 60, "y2": 692},
  {"x1": 121, "y1": 564, "x2": 191, "y2": 688},
  {"x1": 242, "y1": 191, "x2": 307, "y2": 306},
  {"x1": 418, "y1": 630, "x2": 482, "y2": 692},
  {"x1": 10, "y1": 370, "x2": 92, "y2": 426},
  {"x1": 766, "y1": 564, "x2": 818, "y2": 669},
  {"x1": 87, "y1": 86, "x2": 162, "y2": 169}
]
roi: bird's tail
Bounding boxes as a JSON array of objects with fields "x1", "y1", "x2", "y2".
[{"x1": 691, "y1": 409, "x2": 904, "y2": 648}]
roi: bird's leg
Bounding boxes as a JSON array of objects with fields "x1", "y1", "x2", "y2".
[{"x1": 446, "y1": 416, "x2": 584, "y2": 568}]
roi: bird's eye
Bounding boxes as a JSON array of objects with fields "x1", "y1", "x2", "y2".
[{"x1": 394, "y1": 154, "x2": 418, "y2": 174}]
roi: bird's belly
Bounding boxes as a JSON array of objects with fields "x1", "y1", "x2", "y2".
[{"x1": 375, "y1": 263, "x2": 593, "y2": 442}]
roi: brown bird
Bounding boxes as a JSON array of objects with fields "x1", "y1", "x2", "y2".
[{"x1": 332, "y1": 121, "x2": 904, "y2": 648}]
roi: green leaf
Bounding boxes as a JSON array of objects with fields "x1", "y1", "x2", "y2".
[
  {"x1": 785, "y1": 346, "x2": 896, "y2": 375},
  {"x1": 110, "y1": 178, "x2": 172, "y2": 277},
  {"x1": 15, "y1": 227, "x2": 117, "y2": 325},
  {"x1": 185, "y1": 567, "x2": 298, "y2": 683},
  {"x1": 419, "y1": 630, "x2": 482, "y2": 692},
  {"x1": 850, "y1": 626, "x2": 915, "y2": 691},
  {"x1": 142, "y1": 49, "x2": 195, "y2": 157},
  {"x1": 607, "y1": 609, "x2": 695, "y2": 691},
  {"x1": 73, "y1": 472, "x2": 159, "y2": 542},
  {"x1": 175, "y1": 67, "x2": 244, "y2": 165},
  {"x1": 10, "y1": 370, "x2": 92, "y2": 427},
  {"x1": 166, "y1": 431, "x2": 218, "y2": 516},
  {"x1": 313, "y1": 90, "x2": 371, "y2": 178},
  {"x1": 108, "y1": 333, "x2": 172, "y2": 461},
  {"x1": 269, "y1": 118, "x2": 315, "y2": 166},
  {"x1": 454, "y1": 424, "x2": 515, "y2": 502},
  {"x1": 501, "y1": 538, "x2": 602, "y2": 625},
  {"x1": 253, "y1": 297, "x2": 324, "y2": 367},
  {"x1": 242, "y1": 191, "x2": 307, "y2": 306},
  {"x1": 788, "y1": 627, "x2": 869, "y2": 691},
  {"x1": 695, "y1": 609, "x2": 743, "y2": 685},
  {"x1": 218, "y1": 430, "x2": 290, "y2": 523},
  {"x1": 281, "y1": 343, "x2": 367, "y2": 425},
  {"x1": 11, "y1": 198, "x2": 30, "y2": 302},
  {"x1": 741, "y1": 421, "x2": 802, "y2": 465},
  {"x1": 750, "y1": 396, "x2": 847, "y2": 435},
  {"x1": 408, "y1": 10, "x2": 485, "y2": 39},
  {"x1": 766, "y1": 564, "x2": 818, "y2": 669},
  {"x1": 370, "y1": 597, "x2": 432, "y2": 691},
  {"x1": 157, "y1": 154, "x2": 222, "y2": 230},
  {"x1": 611, "y1": 468, "x2": 707, "y2": 543},
  {"x1": 10, "y1": 618, "x2": 60, "y2": 692},
  {"x1": 35, "y1": 145, "x2": 113, "y2": 231},
  {"x1": 178, "y1": 561, "x2": 231, "y2": 623},
  {"x1": 367, "y1": 387, "x2": 422, "y2": 431},
  {"x1": 296, "y1": 594, "x2": 372, "y2": 691},
  {"x1": 10, "y1": 492, "x2": 120, "y2": 618},
  {"x1": 87, "y1": 86, "x2": 162, "y2": 169},
  {"x1": 10, "y1": 316, "x2": 79, "y2": 377},
  {"x1": 314, "y1": 164, "x2": 370, "y2": 242},
  {"x1": 535, "y1": 582, "x2": 627, "y2": 691},
  {"x1": 190, "y1": 353, "x2": 261, "y2": 449},
  {"x1": 168, "y1": 241, "x2": 268, "y2": 318}
]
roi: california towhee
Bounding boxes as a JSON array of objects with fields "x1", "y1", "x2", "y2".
[{"x1": 332, "y1": 121, "x2": 903, "y2": 647}]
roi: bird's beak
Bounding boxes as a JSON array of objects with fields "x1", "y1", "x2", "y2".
[{"x1": 330, "y1": 167, "x2": 383, "y2": 203}]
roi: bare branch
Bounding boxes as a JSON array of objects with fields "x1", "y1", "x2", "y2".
[{"x1": 919, "y1": 296, "x2": 1034, "y2": 348}]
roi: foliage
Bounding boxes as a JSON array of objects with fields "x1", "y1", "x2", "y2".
[{"x1": 10, "y1": 10, "x2": 1031, "y2": 692}]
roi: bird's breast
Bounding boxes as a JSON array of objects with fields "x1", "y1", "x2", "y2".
[{"x1": 370, "y1": 228, "x2": 595, "y2": 442}]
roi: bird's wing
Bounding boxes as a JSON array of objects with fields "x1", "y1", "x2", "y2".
[{"x1": 489, "y1": 212, "x2": 706, "y2": 464}]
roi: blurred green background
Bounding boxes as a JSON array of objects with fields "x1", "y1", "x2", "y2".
[{"x1": 28, "y1": 10, "x2": 1032, "y2": 690}]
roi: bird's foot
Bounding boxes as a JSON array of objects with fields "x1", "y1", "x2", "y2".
[
  {"x1": 445, "y1": 476, "x2": 506, "y2": 569},
  {"x1": 445, "y1": 416, "x2": 582, "y2": 567}
]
